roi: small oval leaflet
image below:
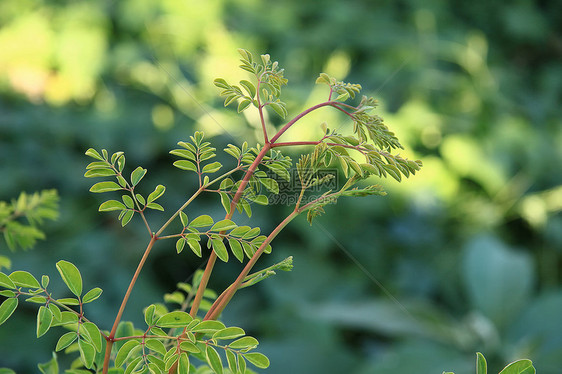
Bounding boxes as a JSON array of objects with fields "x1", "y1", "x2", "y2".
[
  {"x1": 56, "y1": 260, "x2": 83, "y2": 297},
  {"x1": 9, "y1": 271, "x2": 41, "y2": 289},
  {"x1": 89, "y1": 181, "x2": 122, "y2": 193},
  {"x1": 157, "y1": 311, "x2": 193, "y2": 328}
]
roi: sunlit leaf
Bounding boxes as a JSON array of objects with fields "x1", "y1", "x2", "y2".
[
  {"x1": 89, "y1": 181, "x2": 123, "y2": 193},
  {"x1": 206, "y1": 346, "x2": 223, "y2": 374},
  {"x1": 115, "y1": 340, "x2": 141, "y2": 367},
  {"x1": 244, "y1": 352, "x2": 270, "y2": 369},
  {"x1": 189, "y1": 215, "x2": 214, "y2": 228},
  {"x1": 99, "y1": 200, "x2": 126, "y2": 212},
  {"x1": 36, "y1": 306, "x2": 53, "y2": 337},
  {"x1": 157, "y1": 311, "x2": 193, "y2": 328},
  {"x1": 173, "y1": 160, "x2": 197, "y2": 172},
  {"x1": 9, "y1": 271, "x2": 41, "y2": 289},
  {"x1": 56, "y1": 331, "x2": 78, "y2": 352},
  {"x1": 130, "y1": 167, "x2": 147, "y2": 186},
  {"x1": 0, "y1": 298, "x2": 18, "y2": 325},
  {"x1": 213, "y1": 327, "x2": 245, "y2": 340},
  {"x1": 56, "y1": 260, "x2": 82, "y2": 297},
  {"x1": 202, "y1": 162, "x2": 222, "y2": 174},
  {"x1": 82, "y1": 287, "x2": 103, "y2": 303}
]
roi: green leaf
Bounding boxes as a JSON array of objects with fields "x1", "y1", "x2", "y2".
[
  {"x1": 187, "y1": 239, "x2": 202, "y2": 257},
  {"x1": 213, "y1": 327, "x2": 245, "y2": 340},
  {"x1": 178, "y1": 352, "x2": 190, "y2": 374},
  {"x1": 89, "y1": 181, "x2": 123, "y2": 193},
  {"x1": 48, "y1": 303, "x2": 62, "y2": 322},
  {"x1": 498, "y1": 359, "x2": 535, "y2": 374},
  {"x1": 0, "y1": 272, "x2": 16, "y2": 289},
  {"x1": 37, "y1": 305, "x2": 53, "y2": 337},
  {"x1": 210, "y1": 219, "x2": 237, "y2": 232},
  {"x1": 226, "y1": 350, "x2": 237, "y2": 373},
  {"x1": 9, "y1": 271, "x2": 41, "y2": 289},
  {"x1": 41, "y1": 275, "x2": 49, "y2": 288},
  {"x1": 131, "y1": 167, "x2": 147, "y2": 186},
  {"x1": 477, "y1": 352, "x2": 487, "y2": 374},
  {"x1": 145, "y1": 338, "x2": 167, "y2": 356},
  {"x1": 238, "y1": 353, "x2": 247, "y2": 373},
  {"x1": 125, "y1": 356, "x2": 143, "y2": 374},
  {"x1": 85, "y1": 148, "x2": 104, "y2": 161},
  {"x1": 56, "y1": 331, "x2": 77, "y2": 351},
  {"x1": 157, "y1": 311, "x2": 193, "y2": 328},
  {"x1": 144, "y1": 304, "x2": 156, "y2": 326},
  {"x1": 211, "y1": 236, "x2": 229, "y2": 262},
  {"x1": 219, "y1": 192, "x2": 231, "y2": 215},
  {"x1": 38, "y1": 352, "x2": 59, "y2": 374},
  {"x1": 228, "y1": 238, "x2": 244, "y2": 263},
  {"x1": 237, "y1": 99, "x2": 252, "y2": 113},
  {"x1": 244, "y1": 352, "x2": 270, "y2": 369},
  {"x1": 179, "y1": 211, "x2": 189, "y2": 227},
  {"x1": 57, "y1": 298, "x2": 80, "y2": 306},
  {"x1": 170, "y1": 149, "x2": 196, "y2": 160},
  {"x1": 146, "y1": 202, "x2": 164, "y2": 211},
  {"x1": 176, "y1": 238, "x2": 186, "y2": 254},
  {"x1": 84, "y1": 168, "x2": 115, "y2": 177},
  {"x1": 79, "y1": 339, "x2": 96, "y2": 369},
  {"x1": 99, "y1": 200, "x2": 126, "y2": 212},
  {"x1": 0, "y1": 298, "x2": 18, "y2": 325},
  {"x1": 173, "y1": 160, "x2": 197, "y2": 172},
  {"x1": 247, "y1": 194, "x2": 268, "y2": 205},
  {"x1": 229, "y1": 336, "x2": 259, "y2": 349},
  {"x1": 122, "y1": 195, "x2": 135, "y2": 208},
  {"x1": 147, "y1": 185, "x2": 166, "y2": 203},
  {"x1": 206, "y1": 346, "x2": 223, "y2": 374},
  {"x1": 82, "y1": 287, "x2": 103, "y2": 303},
  {"x1": 179, "y1": 341, "x2": 200, "y2": 353},
  {"x1": 191, "y1": 320, "x2": 225, "y2": 334},
  {"x1": 269, "y1": 102, "x2": 287, "y2": 118},
  {"x1": 189, "y1": 215, "x2": 214, "y2": 228},
  {"x1": 56, "y1": 260, "x2": 82, "y2": 297},
  {"x1": 51, "y1": 311, "x2": 78, "y2": 326},
  {"x1": 259, "y1": 178, "x2": 279, "y2": 194},
  {"x1": 26, "y1": 295, "x2": 47, "y2": 304},
  {"x1": 202, "y1": 162, "x2": 222, "y2": 174},
  {"x1": 115, "y1": 340, "x2": 141, "y2": 367},
  {"x1": 82, "y1": 322, "x2": 103, "y2": 352},
  {"x1": 121, "y1": 210, "x2": 134, "y2": 226},
  {"x1": 239, "y1": 80, "x2": 256, "y2": 98}
]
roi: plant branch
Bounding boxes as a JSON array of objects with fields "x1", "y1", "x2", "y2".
[
  {"x1": 204, "y1": 209, "x2": 299, "y2": 321},
  {"x1": 102, "y1": 235, "x2": 158, "y2": 374}
]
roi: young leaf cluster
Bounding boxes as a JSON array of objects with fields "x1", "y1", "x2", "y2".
[
  {"x1": 175, "y1": 214, "x2": 272, "y2": 263},
  {"x1": 85, "y1": 148, "x2": 166, "y2": 226},
  {"x1": 170, "y1": 131, "x2": 223, "y2": 185},
  {"x1": 111, "y1": 304, "x2": 269, "y2": 374},
  {"x1": 214, "y1": 49, "x2": 289, "y2": 118},
  {"x1": 0, "y1": 261, "x2": 104, "y2": 370},
  {"x1": 0, "y1": 190, "x2": 59, "y2": 253},
  {"x1": 220, "y1": 143, "x2": 291, "y2": 216}
]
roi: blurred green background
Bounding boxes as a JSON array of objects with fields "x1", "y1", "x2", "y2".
[{"x1": 1, "y1": 0, "x2": 561, "y2": 373}]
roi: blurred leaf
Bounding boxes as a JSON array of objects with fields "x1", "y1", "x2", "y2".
[
  {"x1": 37, "y1": 353, "x2": 58, "y2": 374},
  {"x1": 462, "y1": 236, "x2": 534, "y2": 326}
]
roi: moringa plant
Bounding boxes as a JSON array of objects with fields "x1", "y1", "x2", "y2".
[{"x1": 0, "y1": 49, "x2": 426, "y2": 373}]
